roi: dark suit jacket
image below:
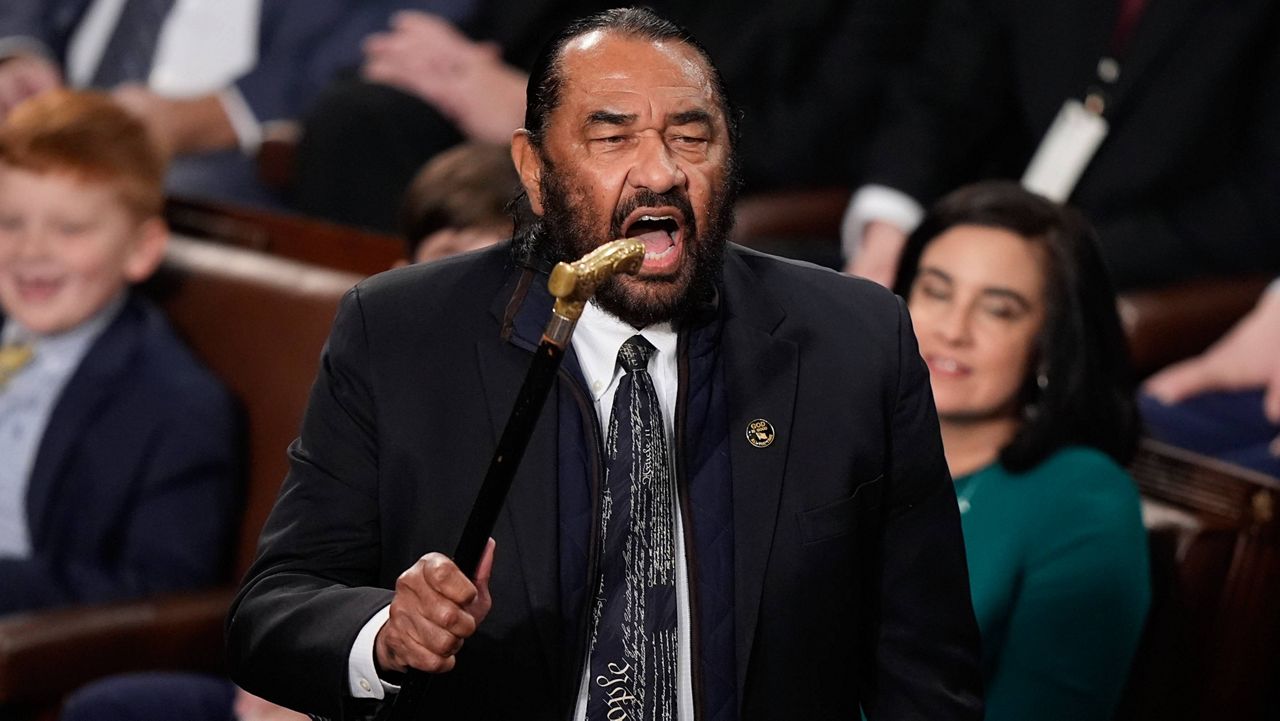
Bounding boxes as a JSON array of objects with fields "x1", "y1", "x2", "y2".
[
  {"x1": 0, "y1": 294, "x2": 240, "y2": 614},
  {"x1": 864, "y1": 0, "x2": 1280, "y2": 290},
  {"x1": 226, "y1": 243, "x2": 983, "y2": 720},
  {"x1": 668, "y1": 0, "x2": 934, "y2": 191},
  {"x1": 0, "y1": 0, "x2": 476, "y2": 124},
  {"x1": 291, "y1": 0, "x2": 934, "y2": 230}
]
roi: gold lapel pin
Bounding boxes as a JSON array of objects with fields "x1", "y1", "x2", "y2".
[{"x1": 746, "y1": 418, "x2": 775, "y2": 448}]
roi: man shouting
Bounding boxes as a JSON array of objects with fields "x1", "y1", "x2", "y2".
[{"x1": 227, "y1": 8, "x2": 983, "y2": 720}]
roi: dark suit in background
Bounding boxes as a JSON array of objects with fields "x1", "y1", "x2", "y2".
[
  {"x1": 861, "y1": 0, "x2": 1280, "y2": 289},
  {"x1": 0, "y1": 0, "x2": 473, "y2": 126},
  {"x1": 289, "y1": 0, "x2": 593, "y2": 230},
  {"x1": 0, "y1": 294, "x2": 239, "y2": 614},
  {"x1": 226, "y1": 242, "x2": 983, "y2": 719},
  {"x1": 672, "y1": 0, "x2": 932, "y2": 193},
  {"x1": 291, "y1": 0, "x2": 934, "y2": 231},
  {"x1": 0, "y1": 0, "x2": 476, "y2": 207}
]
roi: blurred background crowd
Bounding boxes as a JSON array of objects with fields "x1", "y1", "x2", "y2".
[{"x1": 0, "y1": 0, "x2": 1278, "y2": 719}]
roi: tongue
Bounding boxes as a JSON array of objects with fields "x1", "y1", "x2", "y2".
[{"x1": 633, "y1": 229, "x2": 674, "y2": 254}]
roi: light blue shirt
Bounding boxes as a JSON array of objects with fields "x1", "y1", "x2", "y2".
[{"x1": 0, "y1": 294, "x2": 126, "y2": 558}]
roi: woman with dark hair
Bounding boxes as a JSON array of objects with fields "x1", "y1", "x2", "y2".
[{"x1": 894, "y1": 181, "x2": 1150, "y2": 721}]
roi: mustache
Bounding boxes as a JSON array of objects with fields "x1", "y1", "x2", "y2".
[{"x1": 608, "y1": 189, "x2": 697, "y2": 239}]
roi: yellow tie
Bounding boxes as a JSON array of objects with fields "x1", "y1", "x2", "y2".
[{"x1": 0, "y1": 343, "x2": 34, "y2": 391}]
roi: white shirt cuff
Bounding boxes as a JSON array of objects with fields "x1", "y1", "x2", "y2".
[
  {"x1": 217, "y1": 85, "x2": 261, "y2": 154},
  {"x1": 840, "y1": 184, "x2": 925, "y2": 262},
  {"x1": 1267, "y1": 277, "x2": 1280, "y2": 295},
  {"x1": 348, "y1": 605, "x2": 399, "y2": 699}
]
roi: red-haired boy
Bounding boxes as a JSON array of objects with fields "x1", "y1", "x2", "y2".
[{"x1": 0, "y1": 90, "x2": 238, "y2": 613}]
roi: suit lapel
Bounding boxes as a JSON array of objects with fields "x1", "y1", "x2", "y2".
[
  {"x1": 476, "y1": 268, "x2": 561, "y2": 682},
  {"x1": 26, "y1": 300, "x2": 141, "y2": 547},
  {"x1": 717, "y1": 250, "x2": 799, "y2": 700}
]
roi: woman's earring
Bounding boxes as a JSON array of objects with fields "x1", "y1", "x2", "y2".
[{"x1": 1024, "y1": 366, "x2": 1049, "y2": 422}]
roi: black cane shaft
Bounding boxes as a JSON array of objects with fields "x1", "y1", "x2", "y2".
[
  {"x1": 453, "y1": 339, "x2": 564, "y2": 574},
  {"x1": 384, "y1": 338, "x2": 566, "y2": 720}
]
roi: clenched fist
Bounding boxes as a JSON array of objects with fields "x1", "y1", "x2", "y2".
[{"x1": 375, "y1": 538, "x2": 496, "y2": 675}]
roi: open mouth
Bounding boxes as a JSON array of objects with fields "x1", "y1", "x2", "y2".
[
  {"x1": 622, "y1": 209, "x2": 685, "y2": 272},
  {"x1": 13, "y1": 273, "x2": 65, "y2": 301},
  {"x1": 925, "y1": 354, "x2": 971, "y2": 377}
]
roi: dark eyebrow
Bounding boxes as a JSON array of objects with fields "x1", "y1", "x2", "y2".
[
  {"x1": 669, "y1": 109, "x2": 713, "y2": 127},
  {"x1": 919, "y1": 267, "x2": 953, "y2": 285},
  {"x1": 585, "y1": 110, "x2": 637, "y2": 127},
  {"x1": 919, "y1": 266, "x2": 1033, "y2": 310},
  {"x1": 980, "y1": 287, "x2": 1033, "y2": 311}
]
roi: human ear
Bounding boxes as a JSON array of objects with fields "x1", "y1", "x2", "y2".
[
  {"x1": 122, "y1": 217, "x2": 169, "y2": 283},
  {"x1": 511, "y1": 129, "x2": 544, "y2": 216}
]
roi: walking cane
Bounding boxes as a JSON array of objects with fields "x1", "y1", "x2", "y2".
[{"x1": 380, "y1": 238, "x2": 646, "y2": 720}]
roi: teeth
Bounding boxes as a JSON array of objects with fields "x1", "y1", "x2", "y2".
[
  {"x1": 645, "y1": 244, "x2": 677, "y2": 260},
  {"x1": 934, "y1": 357, "x2": 961, "y2": 373},
  {"x1": 638, "y1": 215, "x2": 675, "y2": 222}
]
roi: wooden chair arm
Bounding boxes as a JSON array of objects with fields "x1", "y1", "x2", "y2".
[
  {"x1": 1118, "y1": 275, "x2": 1272, "y2": 376},
  {"x1": 0, "y1": 587, "x2": 234, "y2": 705}
]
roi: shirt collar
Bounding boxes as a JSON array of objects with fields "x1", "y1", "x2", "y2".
[
  {"x1": 573, "y1": 300, "x2": 678, "y2": 402},
  {"x1": 1, "y1": 292, "x2": 127, "y2": 375}
]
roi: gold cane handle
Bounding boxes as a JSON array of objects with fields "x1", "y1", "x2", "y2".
[{"x1": 543, "y1": 238, "x2": 645, "y2": 346}]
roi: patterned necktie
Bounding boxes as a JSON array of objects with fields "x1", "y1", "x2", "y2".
[
  {"x1": 586, "y1": 335, "x2": 679, "y2": 721},
  {"x1": 90, "y1": 0, "x2": 178, "y2": 88},
  {"x1": 0, "y1": 343, "x2": 34, "y2": 392}
]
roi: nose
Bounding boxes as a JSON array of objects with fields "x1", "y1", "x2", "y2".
[
  {"x1": 933, "y1": 302, "x2": 973, "y2": 346},
  {"x1": 626, "y1": 131, "x2": 684, "y2": 194}
]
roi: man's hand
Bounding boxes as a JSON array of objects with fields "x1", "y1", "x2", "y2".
[
  {"x1": 375, "y1": 538, "x2": 496, "y2": 675},
  {"x1": 111, "y1": 85, "x2": 238, "y2": 157},
  {"x1": 844, "y1": 220, "x2": 909, "y2": 289},
  {"x1": 0, "y1": 54, "x2": 62, "y2": 118},
  {"x1": 363, "y1": 11, "x2": 479, "y2": 82},
  {"x1": 1144, "y1": 288, "x2": 1280, "y2": 422},
  {"x1": 362, "y1": 11, "x2": 526, "y2": 143},
  {"x1": 427, "y1": 53, "x2": 527, "y2": 144}
]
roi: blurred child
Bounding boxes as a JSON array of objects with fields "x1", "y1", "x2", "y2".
[
  {"x1": 0, "y1": 90, "x2": 238, "y2": 613},
  {"x1": 397, "y1": 141, "x2": 518, "y2": 265}
]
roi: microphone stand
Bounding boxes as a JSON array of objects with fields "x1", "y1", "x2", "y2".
[{"x1": 380, "y1": 238, "x2": 645, "y2": 720}]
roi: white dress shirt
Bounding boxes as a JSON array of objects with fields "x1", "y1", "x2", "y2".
[
  {"x1": 64, "y1": 0, "x2": 258, "y2": 95},
  {"x1": 567, "y1": 301, "x2": 694, "y2": 721},
  {"x1": 840, "y1": 184, "x2": 925, "y2": 264},
  {"x1": 61, "y1": 0, "x2": 262, "y2": 150},
  {"x1": 348, "y1": 300, "x2": 696, "y2": 720}
]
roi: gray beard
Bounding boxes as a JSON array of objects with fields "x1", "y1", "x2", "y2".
[{"x1": 534, "y1": 174, "x2": 732, "y2": 328}]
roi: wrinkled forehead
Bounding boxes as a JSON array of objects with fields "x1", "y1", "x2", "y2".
[{"x1": 553, "y1": 31, "x2": 724, "y2": 125}]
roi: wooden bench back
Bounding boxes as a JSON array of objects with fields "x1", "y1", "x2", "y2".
[
  {"x1": 145, "y1": 236, "x2": 362, "y2": 578},
  {"x1": 1122, "y1": 439, "x2": 1280, "y2": 720}
]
